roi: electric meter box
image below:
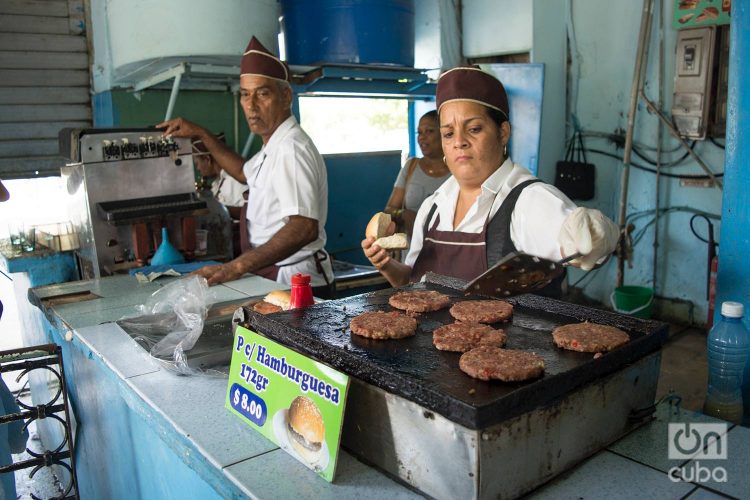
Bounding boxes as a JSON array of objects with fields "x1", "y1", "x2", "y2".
[{"x1": 672, "y1": 27, "x2": 716, "y2": 140}]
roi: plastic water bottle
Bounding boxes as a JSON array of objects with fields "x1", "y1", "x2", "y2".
[
  {"x1": 703, "y1": 301, "x2": 750, "y2": 424},
  {"x1": 289, "y1": 273, "x2": 314, "y2": 309}
]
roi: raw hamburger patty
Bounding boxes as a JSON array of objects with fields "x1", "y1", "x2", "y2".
[
  {"x1": 388, "y1": 290, "x2": 451, "y2": 313},
  {"x1": 459, "y1": 346, "x2": 545, "y2": 382},
  {"x1": 253, "y1": 300, "x2": 282, "y2": 314},
  {"x1": 552, "y1": 322, "x2": 630, "y2": 353},
  {"x1": 433, "y1": 322, "x2": 506, "y2": 352},
  {"x1": 449, "y1": 300, "x2": 513, "y2": 323},
  {"x1": 350, "y1": 311, "x2": 418, "y2": 340}
]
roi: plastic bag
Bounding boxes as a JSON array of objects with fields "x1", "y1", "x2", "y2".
[{"x1": 119, "y1": 275, "x2": 225, "y2": 376}]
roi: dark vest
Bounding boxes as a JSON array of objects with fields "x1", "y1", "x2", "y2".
[{"x1": 414, "y1": 179, "x2": 564, "y2": 298}]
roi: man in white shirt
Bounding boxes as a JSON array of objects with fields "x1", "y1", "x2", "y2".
[
  {"x1": 158, "y1": 36, "x2": 334, "y2": 295},
  {"x1": 193, "y1": 132, "x2": 247, "y2": 218}
]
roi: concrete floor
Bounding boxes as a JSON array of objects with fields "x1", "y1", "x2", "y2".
[
  {"x1": 655, "y1": 325, "x2": 709, "y2": 412},
  {"x1": 11, "y1": 409, "x2": 69, "y2": 500}
]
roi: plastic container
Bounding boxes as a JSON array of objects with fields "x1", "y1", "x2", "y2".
[
  {"x1": 611, "y1": 285, "x2": 654, "y2": 319},
  {"x1": 704, "y1": 301, "x2": 750, "y2": 424},
  {"x1": 280, "y1": 0, "x2": 415, "y2": 67},
  {"x1": 195, "y1": 229, "x2": 208, "y2": 256},
  {"x1": 106, "y1": 0, "x2": 279, "y2": 81},
  {"x1": 151, "y1": 227, "x2": 185, "y2": 266},
  {"x1": 289, "y1": 273, "x2": 314, "y2": 309}
]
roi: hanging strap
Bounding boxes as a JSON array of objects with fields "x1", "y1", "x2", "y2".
[
  {"x1": 421, "y1": 203, "x2": 439, "y2": 238},
  {"x1": 576, "y1": 131, "x2": 588, "y2": 164},
  {"x1": 565, "y1": 130, "x2": 589, "y2": 164},
  {"x1": 565, "y1": 133, "x2": 576, "y2": 162},
  {"x1": 401, "y1": 158, "x2": 420, "y2": 210}
]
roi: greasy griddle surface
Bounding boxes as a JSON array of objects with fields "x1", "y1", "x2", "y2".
[{"x1": 247, "y1": 279, "x2": 668, "y2": 429}]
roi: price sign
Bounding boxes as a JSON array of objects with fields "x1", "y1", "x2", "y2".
[
  {"x1": 225, "y1": 326, "x2": 349, "y2": 482},
  {"x1": 229, "y1": 383, "x2": 267, "y2": 425}
]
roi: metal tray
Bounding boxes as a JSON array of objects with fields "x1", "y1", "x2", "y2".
[
  {"x1": 96, "y1": 193, "x2": 207, "y2": 224},
  {"x1": 245, "y1": 272, "x2": 669, "y2": 429}
]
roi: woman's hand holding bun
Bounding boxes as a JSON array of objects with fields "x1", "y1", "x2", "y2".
[
  {"x1": 362, "y1": 212, "x2": 403, "y2": 269},
  {"x1": 361, "y1": 212, "x2": 413, "y2": 288},
  {"x1": 362, "y1": 236, "x2": 392, "y2": 270}
]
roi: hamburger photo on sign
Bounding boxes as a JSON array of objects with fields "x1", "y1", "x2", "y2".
[{"x1": 275, "y1": 396, "x2": 328, "y2": 470}]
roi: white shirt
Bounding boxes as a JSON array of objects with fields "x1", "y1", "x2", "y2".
[
  {"x1": 242, "y1": 115, "x2": 332, "y2": 286},
  {"x1": 405, "y1": 158, "x2": 576, "y2": 268},
  {"x1": 211, "y1": 170, "x2": 247, "y2": 208}
]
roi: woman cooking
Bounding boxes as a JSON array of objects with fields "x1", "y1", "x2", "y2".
[
  {"x1": 362, "y1": 66, "x2": 619, "y2": 296},
  {"x1": 384, "y1": 110, "x2": 450, "y2": 239}
]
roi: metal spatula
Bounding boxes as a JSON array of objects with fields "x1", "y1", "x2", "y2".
[{"x1": 463, "y1": 251, "x2": 581, "y2": 298}]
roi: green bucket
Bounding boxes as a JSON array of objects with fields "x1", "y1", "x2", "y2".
[{"x1": 611, "y1": 286, "x2": 654, "y2": 319}]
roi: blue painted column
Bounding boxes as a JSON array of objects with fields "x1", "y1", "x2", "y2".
[
  {"x1": 92, "y1": 91, "x2": 116, "y2": 127},
  {"x1": 716, "y1": 0, "x2": 750, "y2": 318},
  {"x1": 408, "y1": 100, "x2": 417, "y2": 158}
]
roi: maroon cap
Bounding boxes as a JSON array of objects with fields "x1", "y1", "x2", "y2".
[
  {"x1": 192, "y1": 132, "x2": 226, "y2": 155},
  {"x1": 240, "y1": 36, "x2": 289, "y2": 82},
  {"x1": 436, "y1": 66, "x2": 509, "y2": 121}
]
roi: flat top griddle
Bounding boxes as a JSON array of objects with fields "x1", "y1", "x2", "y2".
[{"x1": 245, "y1": 273, "x2": 668, "y2": 429}]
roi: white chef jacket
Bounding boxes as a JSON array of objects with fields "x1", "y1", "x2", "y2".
[
  {"x1": 404, "y1": 158, "x2": 576, "y2": 268},
  {"x1": 242, "y1": 115, "x2": 332, "y2": 286},
  {"x1": 211, "y1": 170, "x2": 247, "y2": 208}
]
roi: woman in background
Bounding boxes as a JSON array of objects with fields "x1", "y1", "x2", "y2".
[{"x1": 384, "y1": 110, "x2": 450, "y2": 238}]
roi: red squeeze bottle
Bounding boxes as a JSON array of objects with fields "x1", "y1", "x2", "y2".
[{"x1": 289, "y1": 273, "x2": 314, "y2": 309}]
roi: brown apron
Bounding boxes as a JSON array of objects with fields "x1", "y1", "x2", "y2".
[
  {"x1": 410, "y1": 213, "x2": 488, "y2": 282},
  {"x1": 410, "y1": 179, "x2": 564, "y2": 298}
]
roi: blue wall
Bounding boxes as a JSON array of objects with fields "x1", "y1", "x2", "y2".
[
  {"x1": 560, "y1": 0, "x2": 725, "y2": 324},
  {"x1": 324, "y1": 152, "x2": 402, "y2": 265}
]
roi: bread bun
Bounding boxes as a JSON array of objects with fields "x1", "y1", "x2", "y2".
[
  {"x1": 366, "y1": 212, "x2": 408, "y2": 249},
  {"x1": 252, "y1": 300, "x2": 283, "y2": 314},
  {"x1": 286, "y1": 396, "x2": 325, "y2": 464},
  {"x1": 365, "y1": 212, "x2": 392, "y2": 239},
  {"x1": 374, "y1": 233, "x2": 408, "y2": 250},
  {"x1": 264, "y1": 290, "x2": 291, "y2": 310}
]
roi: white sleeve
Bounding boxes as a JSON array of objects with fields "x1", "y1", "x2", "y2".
[
  {"x1": 404, "y1": 192, "x2": 439, "y2": 268},
  {"x1": 217, "y1": 171, "x2": 248, "y2": 207},
  {"x1": 272, "y1": 142, "x2": 323, "y2": 221},
  {"x1": 510, "y1": 184, "x2": 576, "y2": 261}
]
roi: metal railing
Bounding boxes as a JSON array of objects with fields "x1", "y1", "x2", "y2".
[{"x1": 0, "y1": 344, "x2": 79, "y2": 500}]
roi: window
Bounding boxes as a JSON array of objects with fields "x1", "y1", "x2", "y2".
[
  {"x1": 298, "y1": 97, "x2": 409, "y2": 155},
  {"x1": 0, "y1": 177, "x2": 67, "y2": 238}
]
